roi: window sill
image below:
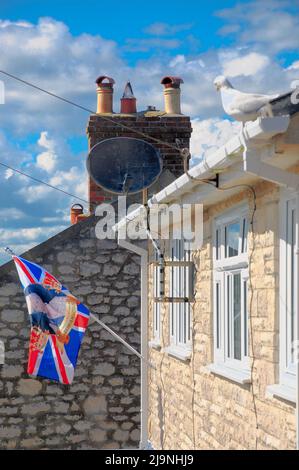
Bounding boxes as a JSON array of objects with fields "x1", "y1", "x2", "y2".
[
  {"x1": 149, "y1": 340, "x2": 161, "y2": 351},
  {"x1": 164, "y1": 346, "x2": 192, "y2": 362},
  {"x1": 207, "y1": 363, "x2": 251, "y2": 385},
  {"x1": 266, "y1": 384, "x2": 296, "y2": 405}
]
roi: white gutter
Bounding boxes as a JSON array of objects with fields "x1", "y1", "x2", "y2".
[
  {"x1": 117, "y1": 235, "x2": 149, "y2": 450},
  {"x1": 115, "y1": 117, "x2": 291, "y2": 227}
]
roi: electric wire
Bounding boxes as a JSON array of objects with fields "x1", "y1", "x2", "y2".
[{"x1": 0, "y1": 161, "x2": 91, "y2": 206}]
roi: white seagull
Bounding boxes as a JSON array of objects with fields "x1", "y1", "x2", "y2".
[{"x1": 214, "y1": 75, "x2": 279, "y2": 123}]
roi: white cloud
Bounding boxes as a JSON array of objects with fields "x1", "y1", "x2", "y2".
[
  {"x1": 38, "y1": 131, "x2": 55, "y2": 150},
  {"x1": 190, "y1": 118, "x2": 241, "y2": 166},
  {"x1": 0, "y1": 225, "x2": 66, "y2": 242},
  {"x1": 220, "y1": 52, "x2": 270, "y2": 77},
  {"x1": 36, "y1": 131, "x2": 57, "y2": 172},
  {"x1": 4, "y1": 168, "x2": 14, "y2": 179},
  {"x1": 0, "y1": 208, "x2": 25, "y2": 220},
  {"x1": 217, "y1": 1, "x2": 299, "y2": 54},
  {"x1": 287, "y1": 60, "x2": 299, "y2": 71},
  {"x1": 0, "y1": 14, "x2": 297, "y2": 135},
  {"x1": 124, "y1": 38, "x2": 181, "y2": 52},
  {"x1": 18, "y1": 184, "x2": 52, "y2": 203},
  {"x1": 144, "y1": 22, "x2": 193, "y2": 36},
  {"x1": 0, "y1": 20, "x2": 32, "y2": 29}
]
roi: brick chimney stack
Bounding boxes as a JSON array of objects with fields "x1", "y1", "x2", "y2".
[
  {"x1": 87, "y1": 75, "x2": 192, "y2": 211},
  {"x1": 161, "y1": 76, "x2": 183, "y2": 115},
  {"x1": 96, "y1": 75, "x2": 115, "y2": 114},
  {"x1": 120, "y1": 82, "x2": 137, "y2": 114}
]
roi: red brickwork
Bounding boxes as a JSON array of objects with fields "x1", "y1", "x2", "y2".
[{"x1": 86, "y1": 114, "x2": 192, "y2": 211}]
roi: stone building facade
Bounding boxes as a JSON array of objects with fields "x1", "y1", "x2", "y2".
[
  {"x1": 141, "y1": 114, "x2": 299, "y2": 450},
  {"x1": 148, "y1": 184, "x2": 296, "y2": 449}
]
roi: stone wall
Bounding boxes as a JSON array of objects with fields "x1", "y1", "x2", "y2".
[
  {"x1": 0, "y1": 216, "x2": 141, "y2": 449},
  {"x1": 148, "y1": 181, "x2": 296, "y2": 450}
]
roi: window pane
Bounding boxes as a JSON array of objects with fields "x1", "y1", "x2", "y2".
[
  {"x1": 216, "y1": 283, "x2": 220, "y2": 349},
  {"x1": 216, "y1": 228, "x2": 220, "y2": 260},
  {"x1": 171, "y1": 244, "x2": 174, "y2": 337},
  {"x1": 225, "y1": 222, "x2": 240, "y2": 257},
  {"x1": 291, "y1": 208, "x2": 295, "y2": 363},
  {"x1": 227, "y1": 276, "x2": 231, "y2": 358},
  {"x1": 243, "y1": 280, "x2": 248, "y2": 357},
  {"x1": 187, "y1": 304, "x2": 191, "y2": 342},
  {"x1": 233, "y1": 273, "x2": 241, "y2": 360},
  {"x1": 285, "y1": 203, "x2": 296, "y2": 366},
  {"x1": 241, "y1": 218, "x2": 248, "y2": 253}
]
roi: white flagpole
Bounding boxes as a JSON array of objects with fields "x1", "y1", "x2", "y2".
[{"x1": 90, "y1": 313, "x2": 147, "y2": 363}]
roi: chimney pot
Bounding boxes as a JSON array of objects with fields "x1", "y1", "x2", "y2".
[
  {"x1": 70, "y1": 203, "x2": 84, "y2": 225},
  {"x1": 161, "y1": 76, "x2": 184, "y2": 114},
  {"x1": 96, "y1": 75, "x2": 115, "y2": 114},
  {"x1": 120, "y1": 81, "x2": 137, "y2": 114}
]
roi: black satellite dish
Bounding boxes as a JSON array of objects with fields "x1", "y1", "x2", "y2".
[{"x1": 87, "y1": 137, "x2": 163, "y2": 195}]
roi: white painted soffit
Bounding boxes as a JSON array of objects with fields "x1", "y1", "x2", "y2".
[{"x1": 114, "y1": 116, "x2": 290, "y2": 231}]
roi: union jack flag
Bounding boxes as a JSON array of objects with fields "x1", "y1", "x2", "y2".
[{"x1": 13, "y1": 255, "x2": 90, "y2": 385}]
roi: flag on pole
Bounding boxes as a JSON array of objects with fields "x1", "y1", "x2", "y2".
[{"x1": 13, "y1": 255, "x2": 90, "y2": 384}]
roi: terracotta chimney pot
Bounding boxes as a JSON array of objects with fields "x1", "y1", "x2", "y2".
[
  {"x1": 161, "y1": 76, "x2": 184, "y2": 115},
  {"x1": 70, "y1": 204, "x2": 84, "y2": 225},
  {"x1": 120, "y1": 81, "x2": 137, "y2": 114}
]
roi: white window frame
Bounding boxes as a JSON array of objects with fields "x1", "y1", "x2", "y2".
[
  {"x1": 279, "y1": 189, "x2": 297, "y2": 389},
  {"x1": 211, "y1": 205, "x2": 250, "y2": 378},
  {"x1": 169, "y1": 238, "x2": 192, "y2": 353}
]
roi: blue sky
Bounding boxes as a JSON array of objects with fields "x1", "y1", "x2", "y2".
[
  {"x1": 1, "y1": 1, "x2": 237, "y2": 54},
  {"x1": 0, "y1": 0, "x2": 299, "y2": 264}
]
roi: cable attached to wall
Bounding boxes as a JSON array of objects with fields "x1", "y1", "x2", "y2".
[
  {"x1": 209, "y1": 182, "x2": 259, "y2": 449},
  {"x1": 181, "y1": 173, "x2": 259, "y2": 449}
]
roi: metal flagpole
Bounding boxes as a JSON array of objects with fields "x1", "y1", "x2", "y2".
[{"x1": 90, "y1": 313, "x2": 147, "y2": 363}]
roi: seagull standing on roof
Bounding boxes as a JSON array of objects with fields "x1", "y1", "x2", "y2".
[{"x1": 214, "y1": 75, "x2": 279, "y2": 123}]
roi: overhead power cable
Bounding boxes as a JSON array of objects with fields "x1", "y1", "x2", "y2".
[
  {"x1": 0, "y1": 69, "x2": 182, "y2": 152},
  {"x1": 0, "y1": 161, "x2": 91, "y2": 206}
]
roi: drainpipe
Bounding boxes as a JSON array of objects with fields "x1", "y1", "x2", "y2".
[
  {"x1": 296, "y1": 193, "x2": 299, "y2": 451},
  {"x1": 117, "y1": 235, "x2": 149, "y2": 449}
]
